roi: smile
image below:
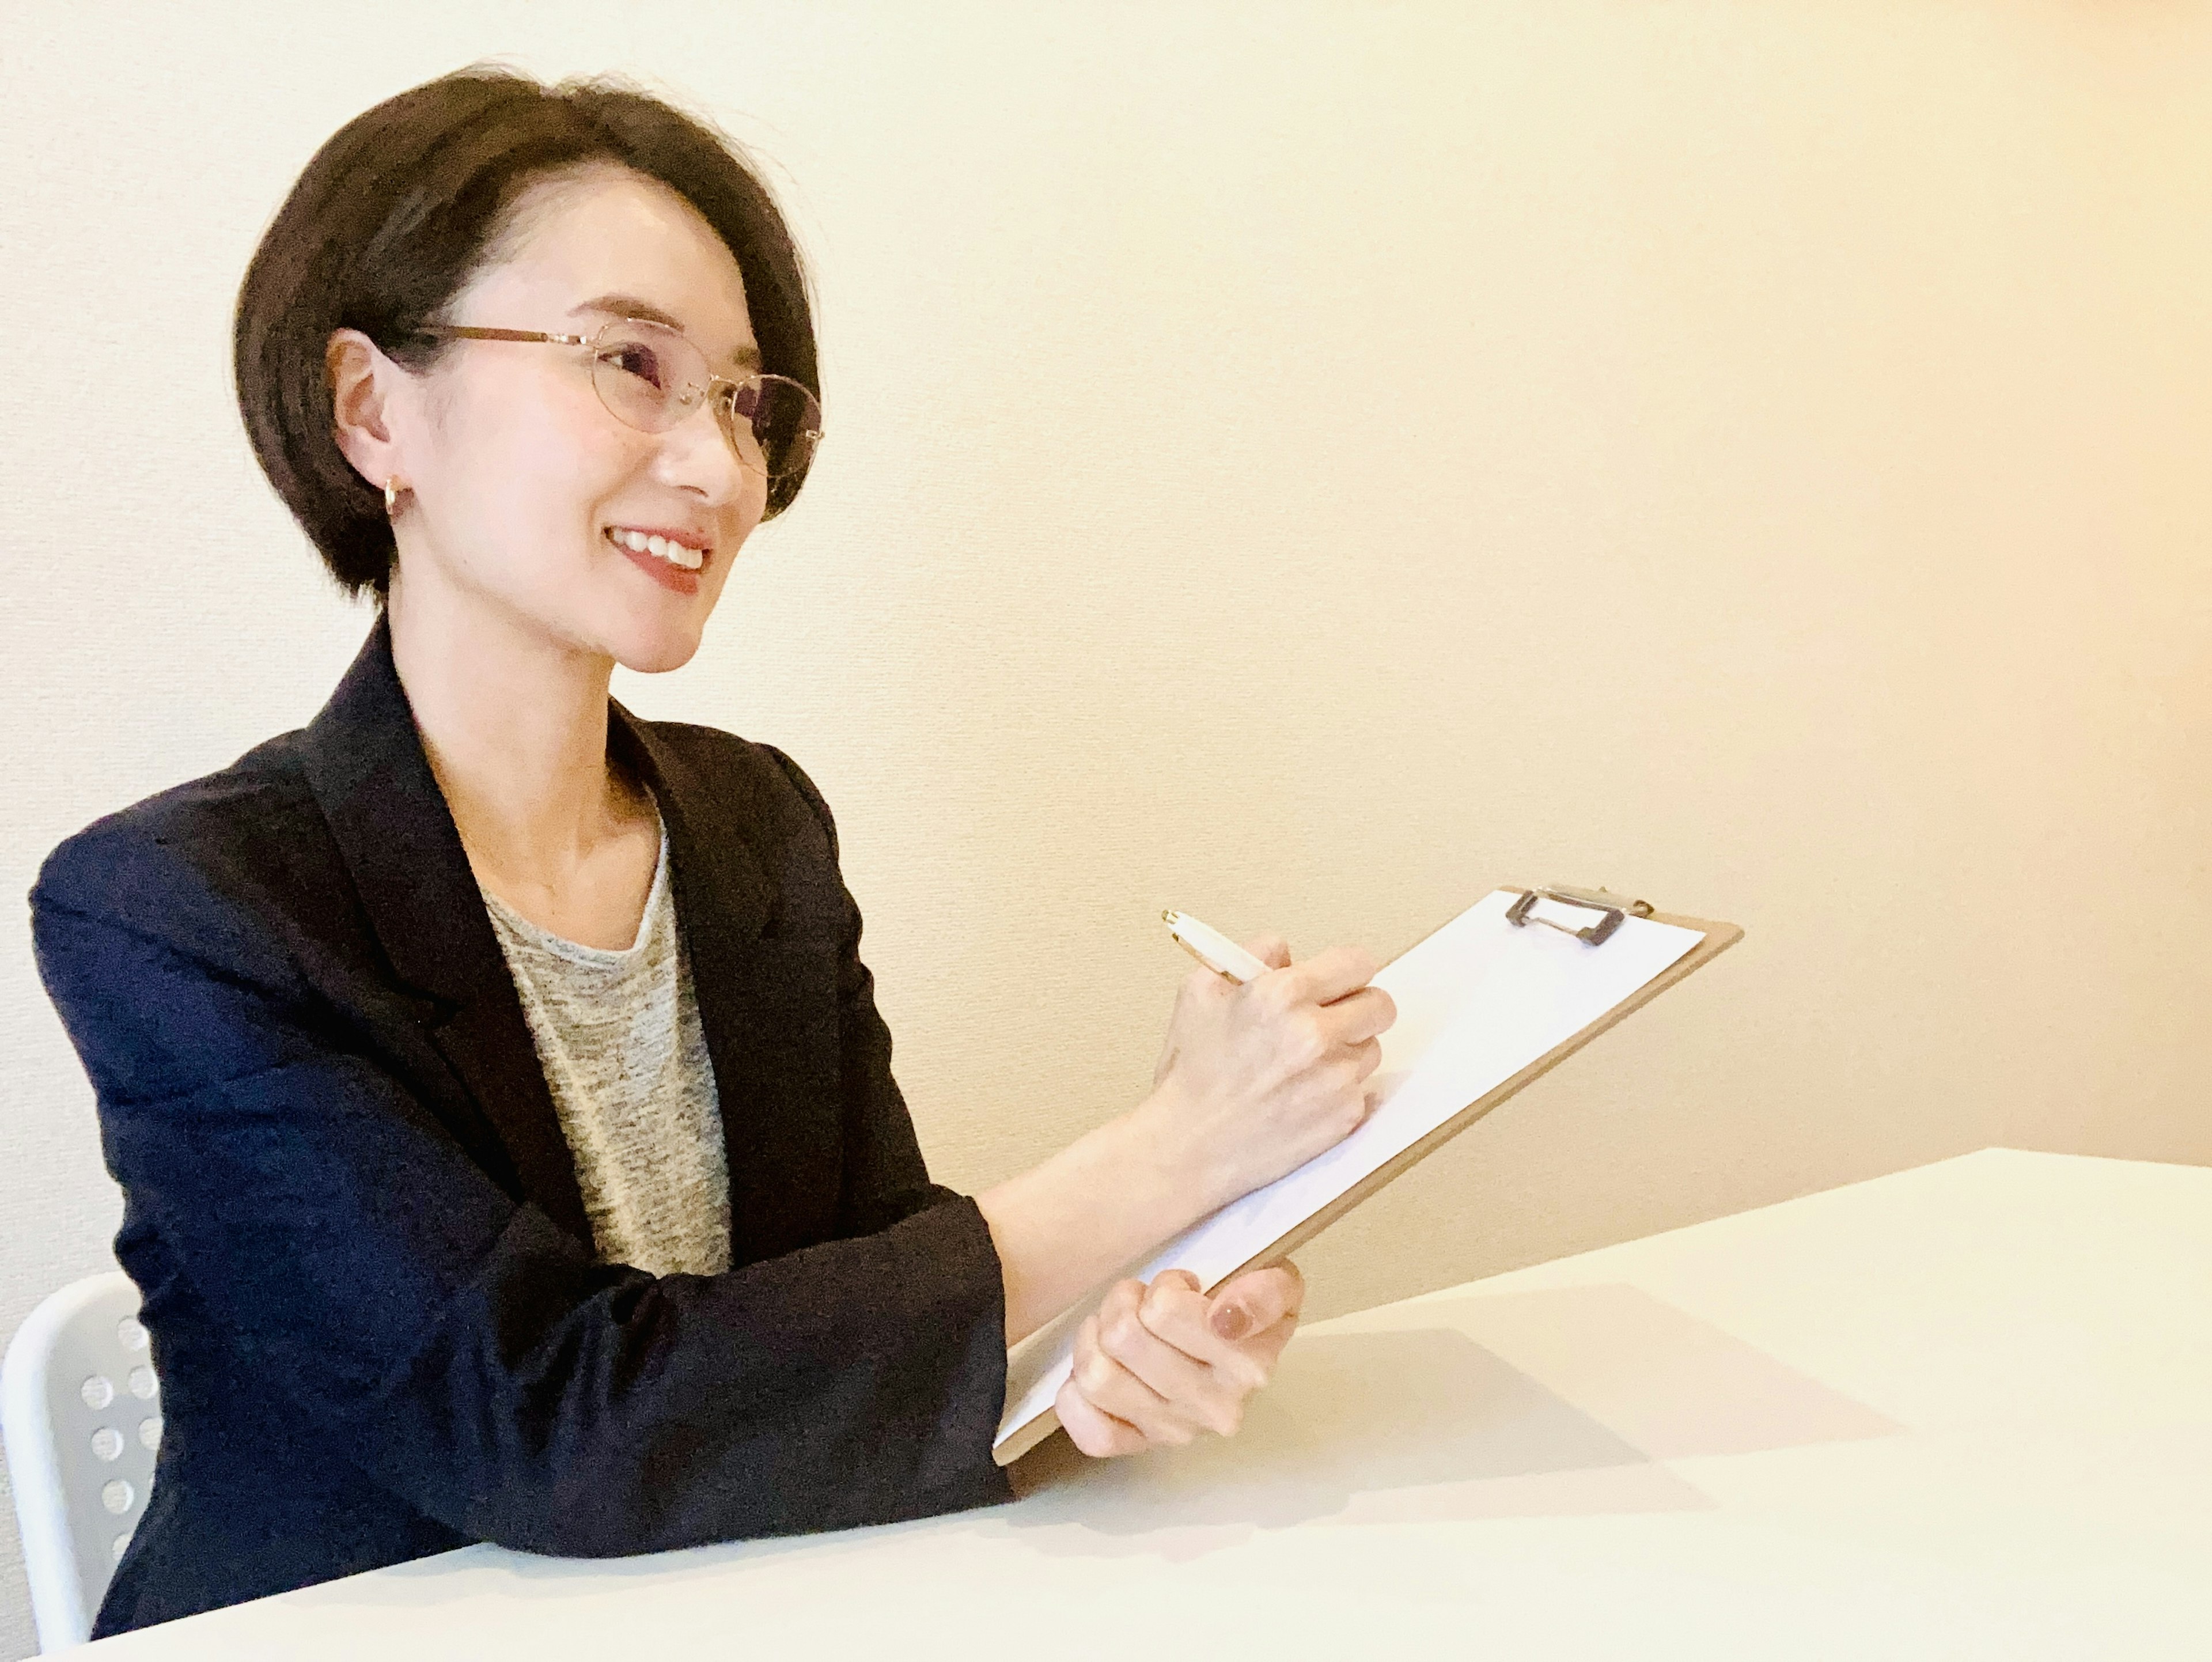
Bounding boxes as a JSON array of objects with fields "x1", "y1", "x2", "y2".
[{"x1": 605, "y1": 526, "x2": 708, "y2": 572}]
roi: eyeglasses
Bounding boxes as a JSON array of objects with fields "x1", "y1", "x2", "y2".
[{"x1": 413, "y1": 316, "x2": 823, "y2": 498}]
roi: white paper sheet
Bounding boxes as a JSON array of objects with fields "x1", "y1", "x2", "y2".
[{"x1": 994, "y1": 888, "x2": 1706, "y2": 1449}]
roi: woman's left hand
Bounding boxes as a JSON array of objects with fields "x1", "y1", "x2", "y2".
[{"x1": 1054, "y1": 1260, "x2": 1305, "y2": 1456}]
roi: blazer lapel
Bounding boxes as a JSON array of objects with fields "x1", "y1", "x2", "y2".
[
  {"x1": 605, "y1": 705, "x2": 840, "y2": 1266},
  {"x1": 301, "y1": 614, "x2": 592, "y2": 1243}
]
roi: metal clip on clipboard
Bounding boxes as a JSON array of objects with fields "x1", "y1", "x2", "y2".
[{"x1": 1505, "y1": 885, "x2": 1655, "y2": 947}]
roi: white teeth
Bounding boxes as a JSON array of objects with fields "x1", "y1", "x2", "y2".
[{"x1": 609, "y1": 528, "x2": 705, "y2": 571}]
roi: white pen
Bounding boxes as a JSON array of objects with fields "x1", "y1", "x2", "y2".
[{"x1": 1162, "y1": 909, "x2": 1274, "y2": 983}]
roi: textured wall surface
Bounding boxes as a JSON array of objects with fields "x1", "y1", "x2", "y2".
[{"x1": 5, "y1": 3, "x2": 2209, "y2": 1653}]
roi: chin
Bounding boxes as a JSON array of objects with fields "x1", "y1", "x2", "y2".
[{"x1": 612, "y1": 628, "x2": 707, "y2": 676}]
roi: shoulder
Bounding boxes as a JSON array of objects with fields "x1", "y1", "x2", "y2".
[
  {"x1": 29, "y1": 729, "x2": 333, "y2": 989},
  {"x1": 628, "y1": 718, "x2": 844, "y2": 855}
]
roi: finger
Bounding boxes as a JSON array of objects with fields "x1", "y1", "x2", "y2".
[
  {"x1": 1241, "y1": 934, "x2": 1293, "y2": 970},
  {"x1": 1073, "y1": 1346, "x2": 1203, "y2": 1445},
  {"x1": 1134, "y1": 1274, "x2": 1293, "y2": 1415},
  {"x1": 1318, "y1": 983, "x2": 1397, "y2": 1046},
  {"x1": 1282, "y1": 944, "x2": 1382, "y2": 1009},
  {"x1": 1055, "y1": 1371, "x2": 1149, "y2": 1458},
  {"x1": 1206, "y1": 1262, "x2": 1306, "y2": 1343},
  {"x1": 1324, "y1": 1034, "x2": 1384, "y2": 1096},
  {"x1": 1071, "y1": 1299, "x2": 1205, "y2": 1444},
  {"x1": 1135, "y1": 1274, "x2": 1269, "y2": 1395},
  {"x1": 1236, "y1": 1307, "x2": 1302, "y2": 1373},
  {"x1": 1099, "y1": 1281, "x2": 1245, "y2": 1434}
]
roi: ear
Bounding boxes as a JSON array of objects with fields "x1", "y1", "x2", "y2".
[{"x1": 326, "y1": 328, "x2": 408, "y2": 492}]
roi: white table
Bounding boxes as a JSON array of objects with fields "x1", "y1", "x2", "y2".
[{"x1": 88, "y1": 1150, "x2": 2212, "y2": 1659}]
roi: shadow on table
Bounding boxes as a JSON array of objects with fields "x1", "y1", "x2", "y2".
[
  {"x1": 998, "y1": 1282, "x2": 1899, "y2": 1561},
  {"x1": 283, "y1": 1283, "x2": 1903, "y2": 1601}
]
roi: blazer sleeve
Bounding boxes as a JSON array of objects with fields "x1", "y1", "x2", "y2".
[
  {"x1": 759, "y1": 743, "x2": 958, "y2": 1240},
  {"x1": 28, "y1": 827, "x2": 1014, "y2": 1559}
]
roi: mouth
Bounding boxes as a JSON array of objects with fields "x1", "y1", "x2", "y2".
[{"x1": 606, "y1": 527, "x2": 707, "y2": 597}]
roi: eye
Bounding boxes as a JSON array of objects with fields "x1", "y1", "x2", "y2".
[{"x1": 600, "y1": 342, "x2": 668, "y2": 390}]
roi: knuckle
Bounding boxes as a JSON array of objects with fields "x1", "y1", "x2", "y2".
[
  {"x1": 1160, "y1": 1273, "x2": 1203, "y2": 1310},
  {"x1": 1139, "y1": 1289, "x2": 1189, "y2": 1337},
  {"x1": 1102, "y1": 1310, "x2": 1145, "y2": 1354}
]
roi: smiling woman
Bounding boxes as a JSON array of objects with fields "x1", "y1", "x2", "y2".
[
  {"x1": 235, "y1": 68, "x2": 820, "y2": 599},
  {"x1": 27, "y1": 63, "x2": 1394, "y2": 1641}
]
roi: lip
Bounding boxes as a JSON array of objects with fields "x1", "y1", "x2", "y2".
[{"x1": 605, "y1": 525, "x2": 711, "y2": 595}]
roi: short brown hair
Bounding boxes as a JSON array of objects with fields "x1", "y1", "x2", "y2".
[{"x1": 234, "y1": 65, "x2": 819, "y2": 601}]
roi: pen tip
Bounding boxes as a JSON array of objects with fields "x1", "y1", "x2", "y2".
[{"x1": 1161, "y1": 908, "x2": 1178, "y2": 926}]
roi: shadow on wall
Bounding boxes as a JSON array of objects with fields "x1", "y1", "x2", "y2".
[{"x1": 998, "y1": 1282, "x2": 1900, "y2": 1560}]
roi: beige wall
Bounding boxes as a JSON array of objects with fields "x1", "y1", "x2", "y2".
[{"x1": 5, "y1": 1, "x2": 2209, "y2": 1652}]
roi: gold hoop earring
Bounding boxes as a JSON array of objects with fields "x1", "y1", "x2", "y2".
[{"x1": 384, "y1": 477, "x2": 402, "y2": 516}]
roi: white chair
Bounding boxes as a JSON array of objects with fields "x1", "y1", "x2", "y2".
[{"x1": 3, "y1": 1273, "x2": 162, "y2": 1653}]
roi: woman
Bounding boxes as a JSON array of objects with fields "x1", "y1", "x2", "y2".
[{"x1": 29, "y1": 65, "x2": 1395, "y2": 1638}]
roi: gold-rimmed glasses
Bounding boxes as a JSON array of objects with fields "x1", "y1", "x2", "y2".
[{"x1": 414, "y1": 316, "x2": 823, "y2": 497}]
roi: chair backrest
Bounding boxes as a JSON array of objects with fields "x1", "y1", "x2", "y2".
[{"x1": 2, "y1": 1272, "x2": 161, "y2": 1653}]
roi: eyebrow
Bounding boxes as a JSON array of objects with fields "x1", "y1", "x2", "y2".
[{"x1": 570, "y1": 293, "x2": 763, "y2": 372}]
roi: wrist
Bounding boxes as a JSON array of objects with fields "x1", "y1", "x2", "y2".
[{"x1": 1116, "y1": 1083, "x2": 1224, "y2": 1229}]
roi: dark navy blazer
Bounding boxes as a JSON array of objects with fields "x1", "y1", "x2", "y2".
[{"x1": 28, "y1": 615, "x2": 1013, "y2": 1638}]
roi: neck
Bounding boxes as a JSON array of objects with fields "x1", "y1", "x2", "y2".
[{"x1": 384, "y1": 563, "x2": 639, "y2": 891}]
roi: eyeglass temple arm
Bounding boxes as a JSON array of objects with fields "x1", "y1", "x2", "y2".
[{"x1": 416, "y1": 326, "x2": 591, "y2": 346}]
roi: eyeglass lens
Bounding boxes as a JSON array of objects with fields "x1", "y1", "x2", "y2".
[{"x1": 588, "y1": 320, "x2": 820, "y2": 484}]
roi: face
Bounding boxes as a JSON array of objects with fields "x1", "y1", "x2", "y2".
[{"x1": 370, "y1": 164, "x2": 770, "y2": 673}]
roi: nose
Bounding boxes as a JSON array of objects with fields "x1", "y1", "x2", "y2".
[{"x1": 656, "y1": 387, "x2": 759, "y2": 512}]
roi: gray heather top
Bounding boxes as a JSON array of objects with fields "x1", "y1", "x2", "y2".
[{"x1": 478, "y1": 810, "x2": 732, "y2": 1278}]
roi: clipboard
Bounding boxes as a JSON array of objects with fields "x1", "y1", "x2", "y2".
[{"x1": 993, "y1": 884, "x2": 1744, "y2": 1464}]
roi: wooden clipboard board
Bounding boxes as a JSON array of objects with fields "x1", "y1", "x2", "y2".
[{"x1": 994, "y1": 886, "x2": 1744, "y2": 1465}]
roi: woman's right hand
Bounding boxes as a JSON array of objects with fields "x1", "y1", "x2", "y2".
[{"x1": 1136, "y1": 936, "x2": 1397, "y2": 1215}]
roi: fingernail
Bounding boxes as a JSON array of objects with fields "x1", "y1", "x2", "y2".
[{"x1": 1210, "y1": 1303, "x2": 1253, "y2": 1342}]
